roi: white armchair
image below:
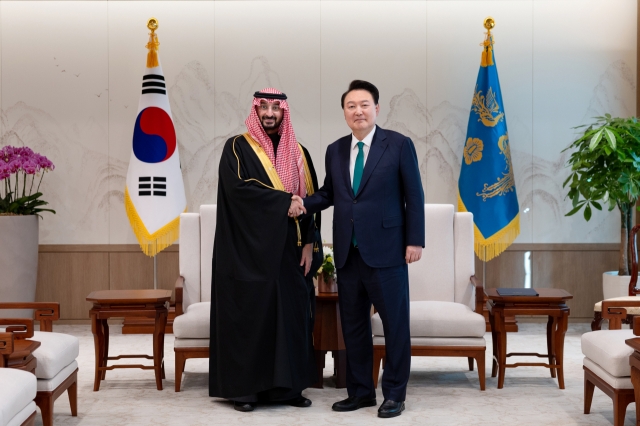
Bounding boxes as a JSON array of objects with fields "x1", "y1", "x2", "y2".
[
  {"x1": 582, "y1": 300, "x2": 640, "y2": 425},
  {"x1": 0, "y1": 303, "x2": 78, "y2": 426},
  {"x1": 371, "y1": 204, "x2": 486, "y2": 390},
  {"x1": 0, "y1": 368, "x2": 37, "y2": 426},
  {"x1": 173, "y1": 205, "x2": 216, "y2": 392}
]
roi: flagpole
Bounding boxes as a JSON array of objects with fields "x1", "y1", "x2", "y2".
[{"x1": 153, "y1": 255, "x2": 158, "y2": 290}]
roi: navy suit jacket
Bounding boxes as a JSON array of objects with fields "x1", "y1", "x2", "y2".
[{"x1": 304, "y1": 126, "x2": 425, "y2": 269}]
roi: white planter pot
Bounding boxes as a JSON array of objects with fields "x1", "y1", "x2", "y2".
[
  {"x1": 603, "y1": 271, "x2": 633, "y2": 300},
  {"x1": 0, "y1": 215, "x2": 39, "y2": 318}
]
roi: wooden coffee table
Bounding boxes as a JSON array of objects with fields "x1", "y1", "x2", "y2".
[
  {"x1": 86, "y1": 290, "x2": 171, "y2": 391},
  {"x1": 486, "y1": 288, "x2": 572, "y2": 389},
  {"x1": 312, "y1": 291, "x2": 346, "y2": 388}
]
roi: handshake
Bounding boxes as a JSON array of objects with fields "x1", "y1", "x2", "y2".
[{"x1": 288, "y1": 195, "x2": 307, "y2": 218}]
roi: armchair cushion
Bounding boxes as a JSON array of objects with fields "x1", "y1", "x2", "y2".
[
  {"x1": 583, "y1": 357, "x2": 633, "y2": 389},
  {"x1": 173, "y1": 302, "x2": 210, "y2": 339},
  {"x1": 36, "y1": 360, "x2": 78, "y2": 392},
  {"x1": 32, "y1": 331, "x2": 79, "y2": 380},
  {"x1": 581, "y1": 329, "x2": 634, "y2": 378},
  {"x1": 371, "y1": 301, "x2": 485, "y2": 338},
  {"x1": 594, "y1": 296, "x2": 640, "y2": 313},
  {"x1": 0, "y1": 368, "x2": 36, "y2": 426}
]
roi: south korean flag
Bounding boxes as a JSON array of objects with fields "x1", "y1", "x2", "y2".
[{"x1": 124, "y1": 18, "x2": 187, "y2": 257}]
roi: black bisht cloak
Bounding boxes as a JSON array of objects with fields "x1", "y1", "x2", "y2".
[{"x1": 209, "y1": 134, "x2": 320, "y2": 399}]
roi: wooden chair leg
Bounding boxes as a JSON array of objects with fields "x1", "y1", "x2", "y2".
[
  {"x1": 68, "y1": 375, "x2": 78, "y2": 416},
  {"x1": 175, "y1": 350, "x2": 185, "y2": 392},
  {"x1": 631, "y1": 365, "x2": 640, "y2": 425},
  {"x1": 612, "y1": 393, "x2": 631, "y2": 426},
  {"x1": 35, "y1": 393, "x2": 53, "y2": 426},
  {"x1": 476, "y1": 352, "x2": 485, "y2": 391},
  {"x1": 468, "y1": 357, "x2": 474, "y2": 371},
  {"x1": 591, "y1": 311, "x2": 603, "y2": 331},
  {"x1": 584, "y1": 374, "x2": 595, "y2": 414},
  {"x1": 372, "y1": 347, "x2": 384, "y2": 389}
]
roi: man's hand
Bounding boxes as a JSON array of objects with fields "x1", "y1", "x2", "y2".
[
  {"x1": 288, "y1": 195, "x2": 307, "y2": 217},
  {"x1": 405, "y1": 245, "x2": 422, "y2": 264},
  {"x1": 300, "y1": 243, "x2": 313, "y2": 276}
]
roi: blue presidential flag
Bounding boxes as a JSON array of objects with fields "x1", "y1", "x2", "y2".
[{"x1": 458, "y1": 25, "x2": 519, "y2": 262}]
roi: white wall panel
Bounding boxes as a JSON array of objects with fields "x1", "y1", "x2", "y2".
[
  {"x1": 532, "y1": 0, "x2": 636, "y2": 243},
  {"x1": 1, "y1": 1, "x2": 109, "y2": 244}
]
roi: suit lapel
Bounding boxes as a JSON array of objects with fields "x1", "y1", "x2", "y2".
[
  {"x1": 356, "y1": 126, "x2": 388, "y2": 197},
  {"x1": 339, "y1": 136, "x2": 354, "y2": 199}
]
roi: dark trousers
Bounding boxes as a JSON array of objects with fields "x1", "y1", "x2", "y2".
[{"x1": 337, "y1": 245, "x2": 411, "y2": 402}]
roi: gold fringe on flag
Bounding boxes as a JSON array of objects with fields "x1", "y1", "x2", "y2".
[
  {"x1": 146, "y1": 17, "x2": 160, "y2": 68},
  {"x1": 124, "y1": 187, "x2": 184, "y2": 257},
  {"x1": 458, "y1": 195, "x2": 520, "y2": 262}
]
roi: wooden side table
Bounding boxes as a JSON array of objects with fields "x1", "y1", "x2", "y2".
[
  {"x1": 486, "y1": 288, "x2": 573, "y2": 389},
  {"x1": 312, "y1": 291, "x2": 346, "y2": 388},
  {"x1": 86, "y1": 290, "x2": 171, "y2": 391}
]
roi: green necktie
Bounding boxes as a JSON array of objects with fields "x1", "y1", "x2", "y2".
[{"x1": 351, "y1": 141, "x2": 364, "y2": 246}]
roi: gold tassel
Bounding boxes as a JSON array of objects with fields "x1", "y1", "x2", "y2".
[
  {"x1": 295, "y1": 217, "x2": 302, "y2": 246},
  {"x1": 146, "y1": 32, "x2": 160, "y2": 68},
  {"x1": 480, "y1": 35, "x2": 494, "y2": 67}
]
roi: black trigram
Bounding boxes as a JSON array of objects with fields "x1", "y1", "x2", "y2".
[
  {"x1": 141, "y1": 74, "x2": 166, "y2": 95},
  {"x1": 138, "y1": 176, "x2": 166, "y2": 196}
]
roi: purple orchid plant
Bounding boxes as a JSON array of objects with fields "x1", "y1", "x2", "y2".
[{"x1": 0, "y1": 146, "x2": 55, "y2": 216}]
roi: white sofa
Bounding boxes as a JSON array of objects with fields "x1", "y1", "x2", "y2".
[
  {"x1": 371, "y1": 204, "x2": 486, "y2": 390},
  {"x1": 0, "y1": 367, "x2": 37, "y2": 426},
  {"x1": 173, "y1": 205, "x2": 216, "y2": 392}
]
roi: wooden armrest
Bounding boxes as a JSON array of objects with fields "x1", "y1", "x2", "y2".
[
  {"x1": 175, "y1": 276, "x2": 184, "y2": 316},
  {"x1": 470, "y1": 275, "x2": 484, "y2": 314},
  {"x1": 602, "y1": 300, "x2": 640, "y2": 329},
  {"x1": 0, "y1": 302, "x2": 59, "y2": 332},
  {"x1": 0, "y1": 332, "x2": 14, "y2": 354},
  {"x1": 0, "y1": 319, "x2": 34, "y2": 339}
]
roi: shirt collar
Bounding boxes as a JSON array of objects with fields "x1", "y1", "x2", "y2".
[{"x1": 351, "y1": 126, "x2": 376, "y2": 150}]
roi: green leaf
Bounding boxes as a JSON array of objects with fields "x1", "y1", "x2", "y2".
[
  {"x1": 566, "y1": 202, "x2": 585, "y2": 216},
  {"x1": 592, "y1": 201, "x2": 602, "y2": 210},
  {"x1": 589, "y1": 129, "x2": 604, "y2": 151},
  {"x1": 604, "y1": 128, "x2": 617, "y2": 150},
  {"x1": 584, "y1": 205, "x2": 592, "y2": 221}
]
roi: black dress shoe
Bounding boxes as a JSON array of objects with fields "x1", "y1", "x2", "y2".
[
  {"x1": 332, "y1": 396, "x2": 377, "y2": 412},
  {"x1": 233, "y1": 401, "x2": 257, "y2": 412},
  {"x1": 378, "y1": 399, "x2": 405, "y2": 418},
  {"x1": 286, "y1": 396, "x2": 312, "y2": 408}
]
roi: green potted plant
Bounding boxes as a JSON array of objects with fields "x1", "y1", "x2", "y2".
[
  {"x1": 563, "y1": 114, "x2": 640, "y2": 299},
  {"x1": 0, "y1": 146, "x2": 55, "y2": 317},
  {"x1": 316, "y1": 246, "x2": 337, "y2": 293}
]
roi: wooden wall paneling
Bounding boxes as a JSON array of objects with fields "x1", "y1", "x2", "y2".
[
  {"x1": 157, "y1": 251, "x2": 179, "y2": 299},
  {"x1": 109, "y1": 252, "x2": 154, "y2": 291},
  {"x1": 532, "y1": 250, "x2": 618, "y2": 319},
  {"x1": 483, "y1": 251, "x2": 528, "y2": 289},
  {"x1": 36, "y1": 252, "x2": 109, "y2": 320}
]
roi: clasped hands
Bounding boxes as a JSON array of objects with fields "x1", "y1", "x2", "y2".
[{"x1": 288, "y1": 195, "x2": 306, "y2": 217}]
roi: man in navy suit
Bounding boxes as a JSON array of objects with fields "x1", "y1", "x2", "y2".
[{"x1": 290, "y1": 80, "x2": 424, "y2": 418}]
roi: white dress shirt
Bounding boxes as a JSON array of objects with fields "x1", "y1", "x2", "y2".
[{"x1": 349, "y1": 127, "x2": 376, "y2": 185}]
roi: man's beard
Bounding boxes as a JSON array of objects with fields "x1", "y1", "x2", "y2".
[{"x1": 261, "y1": 116, "x2": 282, "y2": 130}]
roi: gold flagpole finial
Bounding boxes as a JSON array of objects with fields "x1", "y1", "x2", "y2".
[
  {"x1": 484, "y1": 17, "x2": 495, "y2": 34},
  {"x1": 480, "y1": 17, "x2": 495, "y2": 67},
  {"x1": 146, "y1": 18, "x2": 160, "y2": 68},
  {"x1": 147, "y1": 17, "x2": 159, "y2": 33}
]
